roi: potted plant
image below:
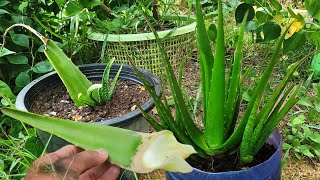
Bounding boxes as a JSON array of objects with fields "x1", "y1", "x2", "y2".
[
  {"x1": 61, "y1": 0, "x2": 196, "y2": 77},
  {"x1": 0, "y1": 24, "x2": 161, "y2": 153},
  {"x1": 128, "y1": 0, "x2": 318, "y2": 179}
]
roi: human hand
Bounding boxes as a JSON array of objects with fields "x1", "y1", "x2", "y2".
[{"x1": 25, "y1": 145, "x2": 120, "y2": 180}]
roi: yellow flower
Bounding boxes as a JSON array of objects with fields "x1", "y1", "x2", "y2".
[{"x1": 285, "y1": 18, "x2": 303, "y2": 39}]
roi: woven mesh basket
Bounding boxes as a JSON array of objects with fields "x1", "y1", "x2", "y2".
[{"x1": 88, "y1": 23, "x2": 196, "y2": 78}]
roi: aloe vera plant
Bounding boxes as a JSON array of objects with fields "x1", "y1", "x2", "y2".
[
  {"x1": 1, "y1": 24, "x2": 121, "y2": 107},
  {"x1": 131, "y1": 0, "x2": 314, "y2": 166}
]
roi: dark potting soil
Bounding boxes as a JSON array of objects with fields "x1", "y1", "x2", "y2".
[
  {"x1": 189, "y1": 143, "x2": 275, "y2": 173},
  {"x1": 31, "y1": 80, "x2": 150, "y2": 122}
]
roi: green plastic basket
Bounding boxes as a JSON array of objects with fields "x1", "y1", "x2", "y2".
[{"x1": 88, "y1": 22, "x2": 196, "y2": 77}]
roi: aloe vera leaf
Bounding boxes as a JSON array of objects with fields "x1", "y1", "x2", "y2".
[
  {"x1": 107, "y1": 64, "x2": 123, "y2": 100},
  {"x1": 2, "y1": 24, "x2": 95, "y2": 107},
  {"x1": 205, "y1": 0, "x2": 225, "y2": 148},
  {"x1": 216, "y1": 22, "x2": 290, "y2": 152},
  {"x1": 131, "y1": 60, "x2": 208, "y2": 157},
  {"x1": 140, "y1": 11, "x2": 212, "y2": 154},
  {"x1": 195, "y1": 0, "x2": 214, "y2": 124},
  {"x1": 99, "y1": 58, "x2": 114, "y2": 102},
  {"x1": 44, "y1": 40, "x2": 95, "y2": 107},
  {"x1": 2, "y1": 107, "x2": 196, "y2": 173},
  {"x1": 251, "y1": 84, "x2": 295, "y2": 150},
  {"x1": 137, "y1": 106, "x2": 165, "y2": 131},
  {"x1": 250, "y1": 55, "x2": 310, "y2": 148},
  {"x1": 252, "y1": 83, "x2": 301, "y2": 155},
  {"x1": 225, "y1": 11, "x2": 248, "y2": 137},
  {"x1": 240, "y1": 92, "x2": 263, "y2": 164},
  {"x1": 226, "y1": 65, "x2": 253, "y2": 138},
  {"x1": 256, "y1": 53, "x2": 313, "y2": 122}
]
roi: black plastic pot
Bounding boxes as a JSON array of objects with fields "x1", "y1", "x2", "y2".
[
  {"x1": 16, "y1": 64, "x2": 161, "y2": 152},
  {"x1": 166, "y1": 130, "x2": 282, "y2": 180}
]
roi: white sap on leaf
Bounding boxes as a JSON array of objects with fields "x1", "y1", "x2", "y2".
[{"x1": 131, "y1": 130, "x2": 196, "y2": 173}]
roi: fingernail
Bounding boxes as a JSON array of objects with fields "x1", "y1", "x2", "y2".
[{"x1": 96, "y1": 149, "x2": 107, "y2": 156}]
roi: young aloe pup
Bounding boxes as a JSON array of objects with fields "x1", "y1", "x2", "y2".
[{"x1": 0, "y1": 24, "x2": 196, "y2": 173}]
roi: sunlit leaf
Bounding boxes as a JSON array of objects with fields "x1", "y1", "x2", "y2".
[
  {"x1": 292, "y1": 115, "x2": 306, "y2": 126},
  {"x1": 0, "y1": 80, "x2": 16, "y2": 99},
  {"x1": 309, "y1": 133, "x2": 320, "y2": 144},
  {"x1": 0, "y1": 48, "x2": 15, "y2": 57},
  {"x1": 32, "y1": 61, "x2": 53, "y2": 74}
]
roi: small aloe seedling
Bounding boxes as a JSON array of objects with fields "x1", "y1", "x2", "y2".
[
  {"x1": 1, "y1": 107, "x2": 196, "y2": 173},
  {"x1": 1, "y1": 24, "x2": 121, "y2": 107},
  {"x1": 79, "y1": 58, "x2": 123, "y2": 105}
]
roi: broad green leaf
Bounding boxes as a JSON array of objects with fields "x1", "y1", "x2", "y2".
[
  {"x1": 235, "y1": 3, "x2": 255, "y2": 24},
  {"x1": 0, "y1": 9, "x2": 9, "y2": 15},
  {"x1": 263, "y1": 22, "x2": 281, "y2": 41},
  {"x1": 311, "y1": 53, "x2": 320, "y2": 78},
  {"x1": 246, "y1": 21, "x2": 259, "y2": 31},
  {"x1": 11, "y1": 15, "x2": 33, "y2": 25},
  {"x1": 308, "y1": 109, "x2": 317, "y2": 120},
  {"x1": 315, "y1": 99, "x2": 320, "y2": 113},
  {"x1": 7, "y1": 55, "x2": 28, "y2": 64},
  {"x1": 283, "y1": 32, "x2": 306, "y2": 53},
  {"x1": 0, "y1": 0, "x2": 9, "y2": 7},
  {"x1": 256, "y1": 11, "x2": 273, "y2": 23},
  {"x1": 0, "y1": 80, "x2": 15, "y2": 99},
  {"x1": 15, "y1": 72, "x2": 30, "y2": 88},
  {"x1": 298, "y1": 97, "x2": 313, "y2": 107},
  {"x1": 244, "y1": 0, "x2": 254, "y2": 5},
  {"x1": 11, "y1": 34, "x2": 29, "y2": 48},
  {"x1": 63, "y1": 1, "x2": 83, "y2": 16},
  {"x1": 55, "y1": 0, "x2": 66, "y2": 8},
  {"x1": 242, "y1": 91, "x2": 251, "y2": 101},
  {"x1": 305, "y1": 0, "x2": 320, "y2": 20},
  {"x1": 282, "y1": 143, "x2": 292, "y2": 150},
  {"x1": 207, "y1": 24, "x2": 217, "y2": 41},
  {"x1": 25, "y1": 136, "x2": 44, "y2": 158},
  {"x1": 309, "y1": 133, "x2": 320, "y2": 144},
  {"x1": 79, "y1": 0, "x2": 100, "y2": 9},
  {"x1": 18, "y1": 2, "x2": 28, "y2": 13},
  {"x1": 307, "y1": 32, "x2": 320, "y2": 49},
  {"x1": 296, "y1": 145, "x2": 315, "y2": 158},
  {"x1": 32, "y1": 61, "x2": 53, "y2": 74},
  {"x1": 270, "y1": 0, "x2": 282, "y2": 12},
  {"x1": 0, "y1": 48, "x2": 16, "y2": 57},
  {"x1": 292, "y1": 115, "x2": 306, "y2": 126}
]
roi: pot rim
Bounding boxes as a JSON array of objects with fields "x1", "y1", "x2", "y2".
[
  {"x1": 87, "y1": 22, "x2": 196, "y2": 42},
  {"x1": 15, "y1": 63, "x2": 161, "y2": 127}
]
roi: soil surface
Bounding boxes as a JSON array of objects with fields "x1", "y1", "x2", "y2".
[
  {"x1": 189, "y1": 143, "x2": 275, "y2": 172},
  {"x1": 32, "y1": 80, "x2": 150, "y2": 122}
]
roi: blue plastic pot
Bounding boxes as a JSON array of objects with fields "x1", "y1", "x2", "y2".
[{"x1": 166, "y1": 130, "x2": 282, "y2": 180}]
